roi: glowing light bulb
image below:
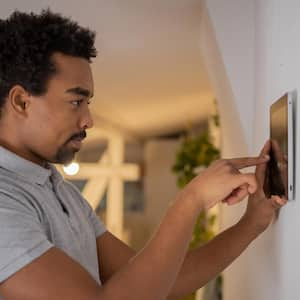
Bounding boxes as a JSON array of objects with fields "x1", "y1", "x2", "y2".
[{"x1": 63, "y1": 162, "x2": 80, "y2": 176}]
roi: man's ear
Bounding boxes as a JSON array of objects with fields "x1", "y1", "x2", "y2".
[{"x1": 7, "y1": 85, "x2": 31, "y2": 116}]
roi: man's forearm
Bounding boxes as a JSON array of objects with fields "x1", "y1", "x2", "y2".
[
  {"x1": 168, "y1": 217, "x2": 260, "y2": 299},
  {"x1": 99, "y1": 191, "x2": 201, "y2": 300}
]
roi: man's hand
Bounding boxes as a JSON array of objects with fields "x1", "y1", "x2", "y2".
[
  {"x1": 181, "y1": 155, "x2": 270, "y2": 211},
  {"x1": 241, "y1": 140, "x2": 287, "y2": 234}
]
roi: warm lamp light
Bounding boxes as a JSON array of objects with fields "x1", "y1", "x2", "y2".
[{"x1": 63, "y1": 162, "x2": 80, "y2": 176}]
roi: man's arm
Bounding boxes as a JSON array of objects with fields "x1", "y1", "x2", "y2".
[
  {"x1": 0, "y1": 190, "x2": 200, "y2": 300},
  {"x1": 167, "y1": 140, "x2": 287, "y2": 299},
  {"x1": 96, "y1": 232, "x2": 135, "y2": 283},
  {"x1": 0, "y1": 247, "x2": 103, "y2": 300},
  {"x1": 0, "y1": 156, "x2": 267, "y2": 299},
  {"x1": 96, "y1": 223, "x2": 257, "y2": 299},
  {"x1": 169, "y1": 196, "x2": 286, "y2": 299},
  {"x1": 168, "y1": 217, "x2": 264, "y2": 299},
  {"x1": 96, "y1": 192, "x2": 285, "y2": 300},
  {"x1": 95, "y1": 141, "x2": 286, "y2": 300},
  {"x1": 164, "y1": 140, "x2": 286, "y2": 299}
]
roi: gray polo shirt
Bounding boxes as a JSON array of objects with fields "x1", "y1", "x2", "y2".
[{"x1": 0, "y1": 146, "x2": 106, "y2": 288}]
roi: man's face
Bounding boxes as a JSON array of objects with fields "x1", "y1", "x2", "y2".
[{"x1": 20, "y1": 52, "x2": 94, "y2": 165}]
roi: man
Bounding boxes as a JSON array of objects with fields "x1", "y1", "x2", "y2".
[{"x1": 0, "y1": 9, "x2": 286, "y2": 300}]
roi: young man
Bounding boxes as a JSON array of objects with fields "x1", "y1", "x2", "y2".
[{"x1": 0, "y1": 10, "x2": 286, "y2": 300}]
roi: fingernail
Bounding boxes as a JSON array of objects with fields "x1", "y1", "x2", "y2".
[{"x1": 263, "y1": 154, "x2": 270, "y2": 160}]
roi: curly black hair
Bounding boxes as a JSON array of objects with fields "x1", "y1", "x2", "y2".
[{"x1": 0, "y1": 9, "x2": 97, "y2": 110}]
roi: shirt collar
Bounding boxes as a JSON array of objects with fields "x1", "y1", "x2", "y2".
[
  {"x1": 48, "y1": 164, "x2": 64, "y2": 186},
  {"x1": 0, "y1": 146, "x2": 52, "y2": 185}
]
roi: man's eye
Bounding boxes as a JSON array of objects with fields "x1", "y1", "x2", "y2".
[{"x1": 71, "y1": 100, "x2": 83, "y2": 107}]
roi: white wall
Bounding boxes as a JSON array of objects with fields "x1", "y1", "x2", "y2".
[
  {"x1": 201, "y1": 0, "x2": 256, "y2": 153},
  {"x1": 201, "y1": 0, "x2": 300, "y2": 299}
]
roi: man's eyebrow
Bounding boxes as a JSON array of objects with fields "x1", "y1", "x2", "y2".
[{"x1": 65, "y1": 87, "x2": 93, "y2": 98}]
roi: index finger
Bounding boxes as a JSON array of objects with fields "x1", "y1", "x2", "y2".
[
  {"x1": 259, "y1": 139, "x2": 271, "y2": 157},
  {"x1": 229, "y1": 155, "x2": 270, "y2": 170}
]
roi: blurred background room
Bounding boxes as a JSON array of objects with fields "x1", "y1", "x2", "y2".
[{"x1": 2, "y1": 1, "x2": 299, "y2": 300}]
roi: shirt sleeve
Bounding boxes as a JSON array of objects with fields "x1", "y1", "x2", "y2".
[
  {"x1": 0, "y1": 190, "x2": 53, "y2": 283},
  {"x1": 82, "y1": 198, "x2": 107, "y2": 238}
]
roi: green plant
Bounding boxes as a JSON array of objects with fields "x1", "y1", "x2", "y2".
[
  {"x1": 172, "y1": 131, "x2": 222, "y2": 300},
  {"x1": 172, "y1": 132, "x2": 220, "y2": 188}
]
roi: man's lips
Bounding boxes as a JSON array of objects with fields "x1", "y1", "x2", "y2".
[
  {"x1": 67, "y1": 131, "x2": 86, "y2": 150},
  {"x1": 69, "y1": 138, "x2": 84, "y2": 149}
]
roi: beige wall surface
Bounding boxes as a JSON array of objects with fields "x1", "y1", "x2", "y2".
[
  {"x1": 201, "y1": 0, "x2": 300, "y2": 299},
  {"x1": 144, "y1": 139, "x2": 180, "y2": 235}
]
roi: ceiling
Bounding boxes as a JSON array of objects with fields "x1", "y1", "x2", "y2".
[{"x1": 0, "y1": 0, "x2": 215, "y2": 140}]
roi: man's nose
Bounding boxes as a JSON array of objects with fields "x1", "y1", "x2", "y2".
[{"x1": 80, "y1": 107, "x2": 94, "y2": 130}]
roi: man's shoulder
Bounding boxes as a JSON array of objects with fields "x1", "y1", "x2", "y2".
[
  {"x1": 0, "y1": 167, "x2": 41, "y2": 210},
  {"x1": 0, "y1": 167, "x2": 31, "y2": 191}
]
